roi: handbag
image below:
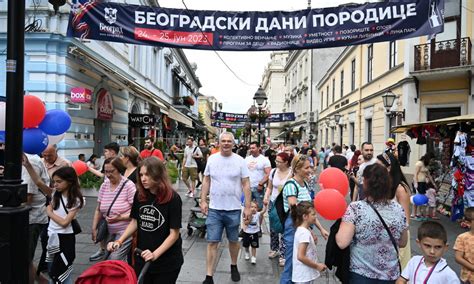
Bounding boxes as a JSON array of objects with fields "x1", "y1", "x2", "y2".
[
  {"x1": 367, "y1": 201, "x2": 402, "y2": 273},
  {"x1": 95, "y1": 180, "x2": 129, "y2": 243},
  {"x1": 60, "y1": 197, "x2": 82, "y2": 235},
  {"x1": 192, "y1": 147, "x2": 203, "y2": 170}
]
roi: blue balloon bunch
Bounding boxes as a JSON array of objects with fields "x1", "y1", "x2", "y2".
[{"x1": 412, "y1": 194, "x2": 429, "y2": 206}]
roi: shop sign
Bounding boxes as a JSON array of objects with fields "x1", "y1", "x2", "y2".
[
  {"x1": 129, "y1": 114, "x2": 155, "y2": 127},
  {"x1": 70, "y1": 87, "x2": 92, "y2": 103},
  {"x1": 96, "y1": 88, "x2": 113, "y2": 121}
]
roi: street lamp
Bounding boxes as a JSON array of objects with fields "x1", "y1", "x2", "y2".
[
  {"x1": 334, "y1": 113, "x2": 341, "y2": 124},
  {"x1": 253, "y1": 86, "x2": 267, "y2": 145},
  {"x1": 382, "y1": 90, "x2": 405, "y2": 119}
]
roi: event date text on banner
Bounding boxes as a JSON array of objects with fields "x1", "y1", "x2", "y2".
[{"x1": 67, "y1": 0, "x2": 444, "y2": 51}]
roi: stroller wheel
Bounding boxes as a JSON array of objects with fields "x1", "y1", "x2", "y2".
[{"x1": 187, "y1": 226, "x2": 193, "y2": 236}]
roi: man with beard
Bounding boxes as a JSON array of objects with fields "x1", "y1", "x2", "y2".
[
  {"x1": 353, "y1": 142, "x2": 376, "y2": 201},
  {"x1": 140, "y1": 137, "x2": 164, "y2": 160}
]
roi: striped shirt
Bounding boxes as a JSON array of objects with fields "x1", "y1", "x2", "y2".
[
  {"x1": 282, "y1": 178, "x2": 311, "y2": 212},
  {"x1": 98, "y1": 176, "x2": 136, "y2": 234}
]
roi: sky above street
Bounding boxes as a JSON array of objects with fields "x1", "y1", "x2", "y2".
[{"x1": 158, "y1": 0, "x2": 381, "y2": 113}]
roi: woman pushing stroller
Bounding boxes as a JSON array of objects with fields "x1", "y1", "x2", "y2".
[{"x1": 107, "y1": 157, "x2": 183, "y2": 284}]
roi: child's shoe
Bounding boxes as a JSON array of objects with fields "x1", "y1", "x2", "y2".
[
  {"x1": 244, "y1": 251, "x2": 250, "y2": 260},
  {"x1": 251, "y1": 256, "x2": 256, "y2": 264}
]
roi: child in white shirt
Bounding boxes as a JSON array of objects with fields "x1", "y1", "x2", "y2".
[
  {"x1": 291, "y1": 201, "x2": 327, "y2": 284},
  {"x1": 242, "y1": 201, "x2": 266, "y2": 264}
]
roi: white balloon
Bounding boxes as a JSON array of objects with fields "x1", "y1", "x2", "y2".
[
  {"x1": 0, "y1": 102, "x2": 5, "y2": 131},
  {"x1": 47, "y1": 133, "x2": 66, "y2": 146}
]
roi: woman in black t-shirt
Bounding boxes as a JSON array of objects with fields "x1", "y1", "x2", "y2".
[{"x1": 108, "y1": 157, "x2": 183, "y2": 284}]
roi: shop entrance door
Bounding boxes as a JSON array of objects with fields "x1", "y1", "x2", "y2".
[{"x1": 94, "y1": 119, "x2": 111, "y2": 156}]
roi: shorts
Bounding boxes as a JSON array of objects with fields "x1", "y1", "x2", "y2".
[
  {"x1": 182, "y1": 167, "x2": 198, "y2": 182},
  {"x1": 416, "y1": 182, "x2": 427, "y2": 194},
  {"x1": 242, "y1": 232, "x2": 259, "y2": 248},
  {"x1": 29, "y1": 223, "x2": 47, "y2": 261},
  {"x1": 206, "y1": 209, "x2": 241, "y2": 243}
]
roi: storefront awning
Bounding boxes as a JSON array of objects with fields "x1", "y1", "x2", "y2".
[
  {"x1": 168, "y1": 107, "x2": 193, "y2": 127},
  {"x1": 206, "y1": 125, "x2": 217, "y2": 135},
  {"x1": 391, "y1": 114, "x2": 474, "y2": 133},
  {"x1": 69, "y1": 40, "x2": 169, "y2": 112},
  {"x1": 273, "y1": 131, "x2": 286, "y2": 139}
]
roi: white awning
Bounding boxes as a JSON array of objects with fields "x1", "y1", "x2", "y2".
[
  {"x1": 168, "y1": 107, "x2": 193, "y2": 127},
  {"x1": 273, "y1": 131, "x2": 286, "y2": 138}
]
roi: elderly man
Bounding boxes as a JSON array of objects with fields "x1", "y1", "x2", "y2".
[
  {"x1": 200, "y1": 132, "x2": 251, "y2": 284},
  {"x1": 41, "y1": 145, "x2": 71, "y2": 180}
]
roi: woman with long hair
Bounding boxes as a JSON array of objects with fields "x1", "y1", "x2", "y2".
[
  {"x1": 336, "y1": 163, "x2": 408, "y2": 283},
  {"x1": 108, "y1": 157, "x2": 183, "y2": 284},
  {"x1": 263, "y1": 152, "x2": 293, "y2": 266},
  {"x1": 119, "y1": 146, "x2": 140, "y2": 184},
  {"x1": 348, "y1": 150, "x2": 361, "y2": 200},
  {"x1": 280, "y1": 154, "x2": 329, "y2": 284},
  {"x1": 376, "y1": 152, "x2": 412, "y2": 268},
  {"x1": 92, "y1": 157, "x2": 136, "y2": 262},
  {"x1": 48, "y1": 167, "x2": 84, "y2": 283}
]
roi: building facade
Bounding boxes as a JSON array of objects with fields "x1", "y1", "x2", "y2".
[
  {"x1": 0, "y1": 0, "x2": 202, "y2": 160},
  {"x1": 316, "y1": 0, "x2": 474, "y2": 173},
  {"x1": 261, "y1": 51, "x2": 289, "y2": 142}
]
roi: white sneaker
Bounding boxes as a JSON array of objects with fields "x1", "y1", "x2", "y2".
[
  {"x1": 244, "y1": 252, "x2": 250, "y2": 260},
  {"x1": 251, "y1": 256, "x2": 256, "y2": 264},
  {"x1": 188, "y1": 192, "x2": 194, "y2": 198}
]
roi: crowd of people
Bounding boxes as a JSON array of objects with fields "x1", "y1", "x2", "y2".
[{"x1": 22, "y1": 134, "x2": 474, "y2": 284}]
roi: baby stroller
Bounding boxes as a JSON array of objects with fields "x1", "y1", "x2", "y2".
[
  {"x1": 76, "y1": 249, "x2": 150, "y2": 284},
  {"x1": 187, "y1": 197, "x2": 207, "y2": 238}
]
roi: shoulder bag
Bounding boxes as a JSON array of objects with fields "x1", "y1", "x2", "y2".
[
  {"x1": 192, "y1": 147, "x2": 203, "y2": 170},
  {"x1": 95, "y1": 180, "x2": 128, "y2": 243},
  {"x1": 367, "y1": 201, "x2": 402, "y2": 273},
  {"x1": 60, "y1": 197, "x2": 82, "y2": 235}
]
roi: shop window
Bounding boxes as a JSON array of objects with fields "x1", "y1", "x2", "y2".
[
  {"x1": 349, "y1": 122, "x2": 355, "y2": 145},
  {"x1": 365, "y1": 118, "x2": 372, "y2": 143}
]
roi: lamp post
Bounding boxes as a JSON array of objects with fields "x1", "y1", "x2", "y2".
[
  {"x1": 253, "y1": 86, "x2": 267, "y2": 145},
  {"x1": 0, "y1": 0, "x2": 30, "y2": 283},
  {"x1": 382, "y1": 90, "x2": 405, "y2": 134}
]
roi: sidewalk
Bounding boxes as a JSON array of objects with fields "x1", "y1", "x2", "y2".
[{"x1": 34, "y1": 180, "x2": 466, "y2": 283}]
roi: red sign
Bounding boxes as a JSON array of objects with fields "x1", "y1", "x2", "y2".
[
  {"x1": 70, "y1": 87, "x2": 92, "y2": 103},
  {"x1": 96, "y1": 88, "x2": 113, "y2": 121}
]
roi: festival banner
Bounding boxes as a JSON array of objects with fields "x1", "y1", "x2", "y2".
[
  {"x1": 67, "y1": 0, "x2": 444, "y2": 51},
  {"x1": 211, "y1": 111, "x2": 295, "y2": 123}
]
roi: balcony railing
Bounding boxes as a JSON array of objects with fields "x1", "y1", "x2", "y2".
[{"x1": 414, "y1": 37, "x2": 471, "y2": 71}]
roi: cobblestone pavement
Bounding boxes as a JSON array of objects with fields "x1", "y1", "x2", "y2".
[{"x1": 34, "y1": 179, "x2": 465, "y2": 283}]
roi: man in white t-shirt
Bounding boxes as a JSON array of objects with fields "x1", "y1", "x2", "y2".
[
  {"x1": 200, "y1": 132, "x2": 251, "y2": 284},
  {"x1": 245, "y1": 141, "x2": 271, "y2": 210},
  {"x1": 182, "y1": 137, "x2": 202, "y2": 198}
]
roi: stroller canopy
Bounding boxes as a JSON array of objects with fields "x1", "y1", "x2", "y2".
[{"x1": 76, "y1": 260, "x2": 138, "y2": 284}]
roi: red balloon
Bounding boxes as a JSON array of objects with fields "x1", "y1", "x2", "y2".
[
  {"x1": 314, "y1": 189, "x2": 347, "y2": 220},
  {"x1": 318, "y1": 167, "x2": 349, "y2": 196},
  {"x1": 24, "y1": 95, "x2": 46, "y2": 128},
  {"x1": 72, "y1": 160, "x2": 88, "y2": 176}
]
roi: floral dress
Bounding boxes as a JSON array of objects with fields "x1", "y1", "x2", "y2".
[{"x1": 342, "y1": 200, "x2": 407, "y2": 281}]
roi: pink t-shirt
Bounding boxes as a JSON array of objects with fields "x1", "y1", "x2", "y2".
[{"x1": 98, "y1": 176, "x2": 136, "y2": 234}]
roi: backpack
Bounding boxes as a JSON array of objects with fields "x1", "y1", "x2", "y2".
[{"x1": 269, "y1": 179, "x2": 306, "y2": 234}]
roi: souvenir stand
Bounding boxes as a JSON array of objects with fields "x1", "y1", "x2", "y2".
[{"x1": 391, "y1": 114, "x2": 474, "y2": 226}]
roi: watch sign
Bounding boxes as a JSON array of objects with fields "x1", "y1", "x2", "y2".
[
  {"x1": 129, "y1": 114, "x2": 155, "y2": 127},
  {"x1": 70, "y1": 87, "x2": 92, "y2": 103}
]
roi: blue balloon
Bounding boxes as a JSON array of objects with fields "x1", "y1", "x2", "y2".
[
  {"x1": 413, "y1": 194, "x2": 429, "y2": 206},
  {"x1": 23, "y1": 128, "x2": 48, "y2": 154},
  {"x1": 39, "y1": 109, "x2": 71, "y2": 136}
]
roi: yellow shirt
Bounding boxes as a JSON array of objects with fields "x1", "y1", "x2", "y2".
[{"x1": 453, "y1": 231, "x2": 474, "y2": 282}]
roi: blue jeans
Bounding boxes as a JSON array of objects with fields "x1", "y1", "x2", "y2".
[
  {"x1": 349, "y1": 272, "x2": 395, "y2": 284},
  {"x1": 251, "y1": 186, "x2": 264, "y2": 209},
  {"x1": 280, "y1": 215, "x2": 295, "y2": 284},
  {"x1": 205, "y1": 209, "x2": 241, "y2": 242}
]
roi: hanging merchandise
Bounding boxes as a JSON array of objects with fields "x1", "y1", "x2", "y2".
[
  {"x1": 397, "y1": 141, "x2": 411, "y2": 167},
  {"x1": 464, "y1": 155, "x2": 474, "y2": 208}
]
